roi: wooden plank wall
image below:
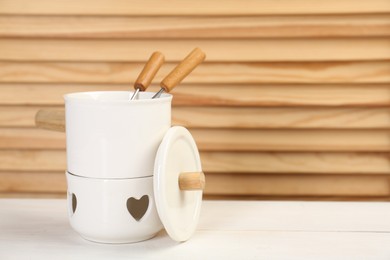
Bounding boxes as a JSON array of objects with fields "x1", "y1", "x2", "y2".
[{"x1": 0, "y1": 0, "x2": 390, "y2": 199}]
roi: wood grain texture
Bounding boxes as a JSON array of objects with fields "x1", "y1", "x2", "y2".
[
  {"x1": 0, "y1": 150, "x2": 65, "y2": 172},
  {"x1": 1, "y1": 0, "x2": 389, "y2": 15},
  {"x1": 1, "y1": 61, "x2": 389, "y2": 84},
  {"x1": 0, "y1": 172, "x2": 66, "y2": 193},
  {"x1": 2, "y1": 128, "x2": 390, "y2": 152},
  {"x1": 201, "y1": 152, "x2": 390, "y2": 174},
  {"x1": 205, "y1": 174, "x2": 390, "y2": 196},
  {"x1": 0, "y1": 39, "x2": 389, "y2": 62},
  {"x1": 7, "y1": 106, "x2": 390, "y2": 129},
  {"x1": 0, "y1": 129, "x2": 65, "y2": 150},
  {"x1": 1, "y1": 15, "x2": 389, "y2": 38},
  {"x1": 0, "y1": 106, "x2": 42, "y2": 127},
  {"x1": 0, "y1": 192, "x2": 66, "y2": 198},
  {"x1": 1, "y1": 0, "x2": 390, "y2": 199},
  {"x1": 2, "y1": 193, "x2": 390, "y2": 200},
  {"x1": 191, "y1": 129, "x2": 390, "y2": 152},
  {"x1": 173, "y1": 107, "x2": 390, "y2": 129},
  {"x1": 3, "y1": 150, "x2": 390, "y2": 174},
  {"x1": 2, "y1": 83, "x2": 390, "y2": 107},
  {"x1": 1, "y1": 171, "x2": 388, "y2": 196},
  {"x1": 172, "y1": 84, "x2": 390, "y2": 107}
]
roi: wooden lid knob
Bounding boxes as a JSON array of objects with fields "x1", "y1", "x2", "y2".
[
  {"x1": 134, "y1": 51, "x2": 165, "y2": 91},
  {"x1": 179, "y1": 172, "x2": 205, "y2": 191},
  {"x1": 160, "y1": 48, "x2": 206, "y2": 93}
]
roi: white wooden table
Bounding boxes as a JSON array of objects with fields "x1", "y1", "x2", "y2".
[{"x1": 1, "y1": 199, "x2": 390, "y2": 259}]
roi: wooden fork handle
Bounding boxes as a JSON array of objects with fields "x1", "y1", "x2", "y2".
[
  {"x1": 134, "y1": 51, "x2": 165, "y2": 91},
  {"x1": 160, "y1": 47, "x2": 205, "y2": 93}
]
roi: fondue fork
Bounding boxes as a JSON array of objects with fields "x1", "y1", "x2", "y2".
[
  {"x1": 152, "y1": 48, "x2": 205, "y2": 99},
  {"x1": 130, "y1": 51, "x2": 165, "y2": 100}
]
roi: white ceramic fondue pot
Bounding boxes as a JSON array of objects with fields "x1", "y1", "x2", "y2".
[
  {"x1": 65, "y1": 91, "x2": 171, "y2": 179},
  {"x1": 35, "y1": 47, "x2": 207, "y2": 244},
  {"x1": 63, "y1": 91, "x2": 205, "y2": 243}
]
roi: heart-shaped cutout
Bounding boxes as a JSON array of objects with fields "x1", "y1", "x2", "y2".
[
  {"x1": 126, "y1": 195, "x2": 149, "y2": 221},
  {"x1": 71, "y1": 193, "x2": 77, "y2": 214}
]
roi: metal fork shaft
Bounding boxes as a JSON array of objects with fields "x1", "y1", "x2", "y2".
[
  {"x1": 152, "y1": 88, "x2": 165, "y2": 99},
  {"x1": 130, "y1": 88, "x2": 140, "y2": 100}
]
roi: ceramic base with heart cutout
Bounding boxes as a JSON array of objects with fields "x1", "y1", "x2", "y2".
[{"x1": 66, "y1": 172, "x2": 163, "y2": 243}]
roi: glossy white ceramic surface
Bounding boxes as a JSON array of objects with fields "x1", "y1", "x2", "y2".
[
  {"x1": 66, "y1": 172, "x2": 163, "y2": 243},
  {"x1": 65, "y1": 91, "x2": 172, "y2": 179},
  {"x1": 154, "y1": 126, "x2": 203, "y2": 242}
]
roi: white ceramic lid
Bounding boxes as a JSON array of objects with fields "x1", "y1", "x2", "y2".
[{"x1": 153, "y1": 126, "x2": 203, "y2": 242}]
